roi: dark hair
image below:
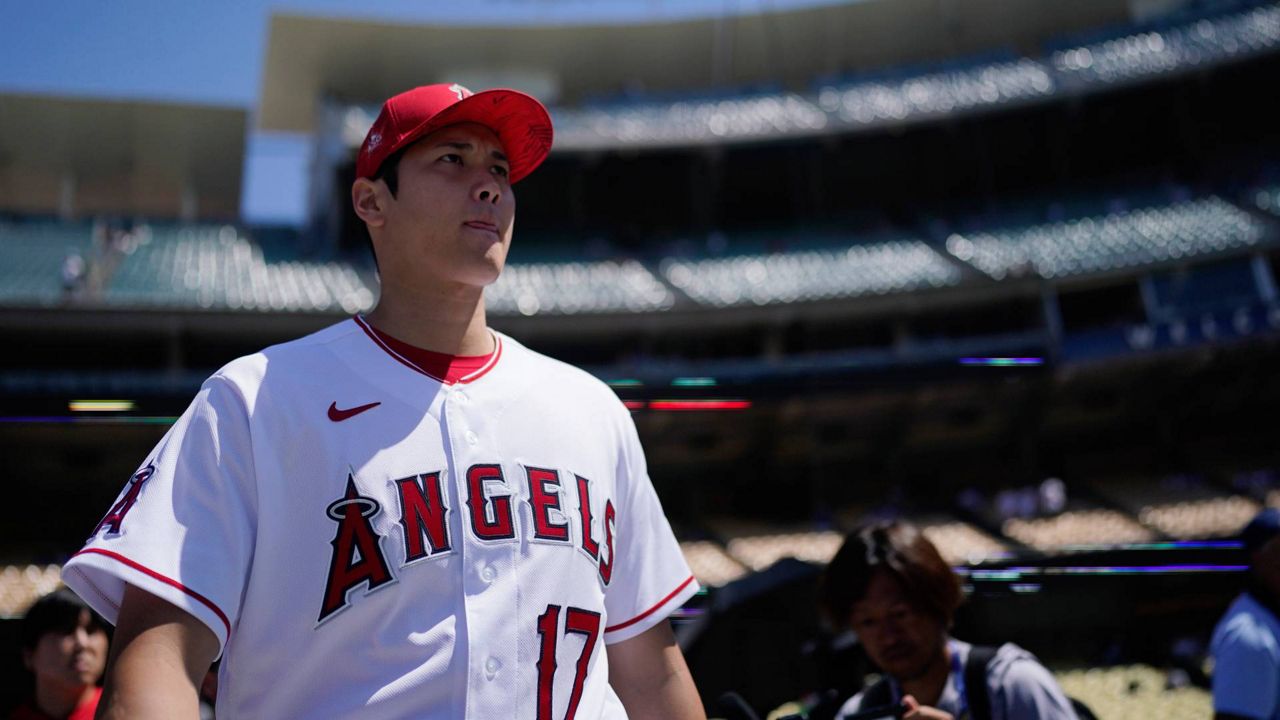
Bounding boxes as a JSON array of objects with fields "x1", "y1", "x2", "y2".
[
  {"x1": 819, "y1": 521, "x2": 962, "y2": 631},
  {"x1": 371, "y1": 145, "x2": 409, "y2": 198},
  {"x1": 359, "y1": 145, "x2": 410, "y2": 270},
  {"x1": 20, "y1": 587, "x2": 109, "y2": 653}
]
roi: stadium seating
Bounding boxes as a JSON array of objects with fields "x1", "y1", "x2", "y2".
[
  {"x1": 0, "y1": 565, "x2": 61, "y2": 619},
  {"x1": 1054, "y1": 665, "x2": 1210, "y2": 720},
  {"x1": 1256, "y1": 185, "x2": 1280, "y2": 216},
  {"x1": 679, "y1": 540, "x2": 750, "y2": 588},
  {"x1": 815, "y1": 58, "x2": 1054, "y2": 127},
  {"x1": 1053, "y1": 3, "x2": 1280, "y2": 89},
  {"x1": 694, "y1": 516, "x2": 1007, "y2": 575},
  {"x1": 5, "y1": 185, "x2": 1273, "y2": 316},
  {"x1": 486, "y1": 260, "x2": 675, "y2": 315},
  {"x1": 946, "y1": 197, "x2": 1269, "y2": 280},
  {"x1": 551, "y1": 2, "x2": 1280, "y2": 148},
  {"x1": 917, "y1": 519, "x2": 1011, "y2": 564},
  {"x1": 554, "y1": 92, "x2": 832, "y2": 149},
  {"x1": 0, "y1": 221, "x2": 94, "y2": 305},
  {"x1": 724, "y1": 530, "x2": 846, "y2": 572},
  {"x1": 1087, "y1": 475, "x2": 1262, "y2": 539},
  {"x1": 662, "y1": 238, "x2": 961, "y2": 308},
  {"x1": 1138, "y1": 496, "x2": 1261, "y2": 539},
  {"x1": 105, "y1": 225, "x2": 375, "y2": 313},
  {"x1": 1002, "y1": 508, "x2": 1157, "y2": 550}
]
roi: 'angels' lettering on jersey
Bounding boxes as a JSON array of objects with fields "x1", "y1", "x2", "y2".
[{"x1": 318, "y1": 462, "x2": 616, "y2": 624}]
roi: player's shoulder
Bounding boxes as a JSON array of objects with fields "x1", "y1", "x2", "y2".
[
  {"x1": 1214, "y1": 593, "x2": 1280, "y2": 652},
  {"x1": 497, "y1": 331, "x2": 626, "y2": 409},
  {"x1": 208, "y1": 319, "x2": 361, "y2": 391}
]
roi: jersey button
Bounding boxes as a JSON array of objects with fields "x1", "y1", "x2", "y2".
[
  {"x1": 484, "y1": 657, "x2": 500, "y2": 679},
  {"x1": 465, "y1": 430, "x2": 479, "y2": 446},
  {"x1": 455, "y1": 390, "x2": 469, "y2": 403},
  {"x1": 481, "y1": 565, "x2": 497, "y2": 583}
]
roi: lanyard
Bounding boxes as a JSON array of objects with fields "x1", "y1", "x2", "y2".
[
  {"x1": 889, "y1": 640, "x2": 970, "y2": 719},
  {"x1": 949, "y1": 640, "x2": 970, "y2": 720}
]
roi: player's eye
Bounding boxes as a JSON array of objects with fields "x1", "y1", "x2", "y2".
[
  {"x1": 439, "y1": 153, "x2": 462, "y2": 164},
  {"x1": 492, "y1": 164, "x2": 510, "y2": 178}
]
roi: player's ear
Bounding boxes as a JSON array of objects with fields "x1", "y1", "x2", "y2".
[{"x1": 352, "y1": 178, "x2": 388, "y2": 229}]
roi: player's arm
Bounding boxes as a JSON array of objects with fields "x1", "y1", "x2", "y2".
[
  {"x1": 97, "y1": 583, "x2": 219, "y2": 720},
  {"x1": 606, "y1": 619, "x2": 705, "y2": 720}
]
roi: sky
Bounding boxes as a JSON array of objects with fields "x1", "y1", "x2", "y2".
[{"x1": 0, "y1": 0, "x2": 852, "y2": 225}]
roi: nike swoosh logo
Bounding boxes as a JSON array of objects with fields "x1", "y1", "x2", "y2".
[{"x1": 328, "y1": 401, "x2": 381, "y2": 422}]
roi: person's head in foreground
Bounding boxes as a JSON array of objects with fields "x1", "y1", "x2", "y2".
[
  {"x1": 1243, "y1": 506, "x2": 1280, "y2": 597},
  {"x1": 820, "y1": 520, "x2": 963, "y2": 685},
  {"x1": 18, "y1": 588, "x2": 109, "y2": 719},
  {"x1": 350, "y1": 82, "x2": 552, "y2": 295}
]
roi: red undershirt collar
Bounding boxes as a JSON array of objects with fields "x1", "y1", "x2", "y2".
[{"x1": 355, "y1": 316, "x2": 500, "y2": 385}]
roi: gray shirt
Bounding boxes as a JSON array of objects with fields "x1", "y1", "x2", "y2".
[{"x1": 835, "y1": 638, "x2": 1079, "y2": 720}]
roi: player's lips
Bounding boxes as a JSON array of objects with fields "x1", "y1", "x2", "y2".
[{"x1": 463, "y1": 220, "x2": 500, "y2": 236}]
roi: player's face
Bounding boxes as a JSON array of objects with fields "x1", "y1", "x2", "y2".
[
  {"x1": 849, "y1": 570, "x2": 947, "y2": 682},
  {"x1": 23, "y1": 609, "x2": 108, "y2": 692},
  {"x1": 379, "y1": 122, "x2": 515, "y2": 291}
]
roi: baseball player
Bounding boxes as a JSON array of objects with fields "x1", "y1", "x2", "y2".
[{"x1": 62, "y1": 83, "x2": 705, "y2": 719}]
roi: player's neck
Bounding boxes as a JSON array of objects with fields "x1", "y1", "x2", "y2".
[{"x1": 364, "y1": 290, "x2": 493, "y2": 356}]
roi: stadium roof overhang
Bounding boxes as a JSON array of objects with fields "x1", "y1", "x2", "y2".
[
  {"x1": 0, "y1": 94, "x2": 246, "y2": 219},
  {"x1": 259, "y1": 0, "x2": 1129, "y2": 133}
]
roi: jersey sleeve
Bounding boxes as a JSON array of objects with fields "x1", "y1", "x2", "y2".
[
  {"x1": 1212, "y1": 612, "x2": 1280, "y2": 717},
  {"x1": 61, "y1": 375, "x2": 258, "y2": 655},
  {"x1": 601, "y1": 404, "x2": 698, "y2": 644}
]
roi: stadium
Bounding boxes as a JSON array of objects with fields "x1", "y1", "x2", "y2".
[{"x1": 2, "y1": 0, "x2": 1279, "y2": 717}]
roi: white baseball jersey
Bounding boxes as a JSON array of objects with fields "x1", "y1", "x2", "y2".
[{"x1": 62, "y1": 317, "x2": 698, "y2": 719}]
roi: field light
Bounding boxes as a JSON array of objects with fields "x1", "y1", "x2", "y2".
[
  {"x1": 959, "y1": 357, "x2": 1044, "y2": 366},
  {"x1": 69, "y1": 400, "x2": 136, "y2": 412},
  {"x1": 671, "y1": 377, "x2": 717, "y2": 387},
  {"x1": 649, "y1": 400, "x2": 751, "y2": 411}
]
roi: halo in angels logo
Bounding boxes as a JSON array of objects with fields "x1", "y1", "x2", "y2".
[{"x1": 448, "y1": 83, "x2": 472, "y2": 100}]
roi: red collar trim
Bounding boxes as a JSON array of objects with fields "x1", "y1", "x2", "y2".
[{"x1": 353, "y1": 315, "x2": 502, "y2": 385}]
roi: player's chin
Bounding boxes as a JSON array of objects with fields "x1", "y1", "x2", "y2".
[{"x1": 462, "y1": 258, "x2": 505, "y2": 288}]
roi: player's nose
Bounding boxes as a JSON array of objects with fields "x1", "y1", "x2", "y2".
[{"x1": 473, "y1": 173, "x2": 502, "y2": 205}]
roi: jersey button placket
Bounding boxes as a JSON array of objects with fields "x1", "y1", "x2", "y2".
[{"x1": 447, "y1": 385, "x2": 517, "y2": 718}]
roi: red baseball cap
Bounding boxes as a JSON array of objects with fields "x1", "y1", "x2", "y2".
[{"x1": 356, "y1": 83, "x2": 553, "y2": 184}]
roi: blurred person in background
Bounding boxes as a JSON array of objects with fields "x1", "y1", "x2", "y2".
[
  {"x1": 11, "y1": 589, "x2": 108, "y2": 720},
  {"x1": 819, "y1": 521, "x2": 1079, "y2": 720},
  {"x1": 1212, "y1": 507, "x2": 1280, "y2": 720}
]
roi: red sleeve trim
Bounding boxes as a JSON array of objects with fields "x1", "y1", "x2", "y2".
[
  {"x1": 605, "y1": 574, "x2": 696, "y2": 633},
  {"x1": 73, "y1": 548, "x2": 232, "y2": 639}
]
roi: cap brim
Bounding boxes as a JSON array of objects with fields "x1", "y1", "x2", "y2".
[{"x1": 401, "y1": 88, "x2": 553, "y2": 184}]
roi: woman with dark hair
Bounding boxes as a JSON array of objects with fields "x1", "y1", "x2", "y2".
[
  {"x1": 819, "y1": 521, "x2": 1077, "y2": 720},
  {"x1": 12, "y1": 588, "x2": 109, "y2": 720}
]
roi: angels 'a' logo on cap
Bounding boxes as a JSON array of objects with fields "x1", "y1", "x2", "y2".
[{"x1": 449, "y1": 83, "x2": 472, "y2": 101}]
